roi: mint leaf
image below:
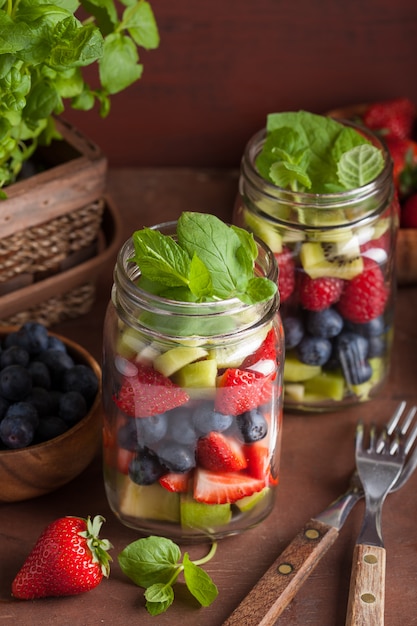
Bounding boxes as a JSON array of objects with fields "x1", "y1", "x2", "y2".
[
  {"x1": 118, "y1": 536, "x2": 181, "y2": 588},
  {"x1": 182, "y1": 553, "x2": 218, "y2": 607},
  {"x1": 99, "y1": 32, "x2": 143, "y2": 94},
  {"x1": 258, "y1": 110, "x2": 384, "y2": 193},
  {"x1": 177, "y1": 212, "x2": 253, "y2": 299},
  {"x1": 122, "y1": 0, "x2": 160, "y2": 49},
  {"x1": 188, "y1": 253, "x2": 213, "y2": 299},
  {"x1": 240, "y1": 276, "x2": 278, "y2": 305},
  {"x1": 131, "y1": 227, "x2": 191, "y2": 288},
  {"x1": 337, "y1": 144, "x2": 385, "y2": 188},
  {"x1": 145, "y1": 582, "x2": 175, "y2": 615}
]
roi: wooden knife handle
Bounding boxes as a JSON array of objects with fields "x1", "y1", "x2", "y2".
[
  {"x1": 222, "y1": 519, "x2": 339, "y2": 626},
  {"x1": 345, "y1": 544, "x2": 386, "y2": 626}
]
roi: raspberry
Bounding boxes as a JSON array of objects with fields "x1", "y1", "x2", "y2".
[
  {"x1": 337, "y1": 257, "x2": 388, "y2": 323},
  {"x1": 299, "y1": 274, "x2": 344, "y2": 311},
  {"x1": 275, "y1": 247, "x2": 295, "y2": 302}
]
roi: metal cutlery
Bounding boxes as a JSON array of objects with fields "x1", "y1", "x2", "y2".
[{"x1": 222, "y1": 402, "x2": 417, "y2": 626}]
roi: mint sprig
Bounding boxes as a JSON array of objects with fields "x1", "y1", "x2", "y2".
[
  {"x1": 255, "y1": 110, "x2": 385, "y2": 193},
  {"x1": 118, "y1": 536, "x2": 218, "y2": 616},
  {"x1": 130, "y1": 212, "x2": 277, "y2": 305}
]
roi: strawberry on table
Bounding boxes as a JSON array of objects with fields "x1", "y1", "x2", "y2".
[
  {"x1": 215, "y1": 367, "x2": 274, "y2": 416},
  {"x1": 114, "y1": 363, "x2": 190, "y2": 418},
  {"x1": 362, "y1": 97, "x2": 416, "y2": 140},
  {"x1": 384, "y1": 136, "x2": 417, "y2": 196},
  {"x1": 12, "y1": 516, "x2": 112, "y2": 599}
]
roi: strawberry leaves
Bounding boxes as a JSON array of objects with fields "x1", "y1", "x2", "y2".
[{"x1": 118, "y1": 536, "x2": 218, "y2": 615}]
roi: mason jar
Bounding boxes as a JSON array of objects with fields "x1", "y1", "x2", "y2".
[
  {"x1": 102, "y1": 222, "x2": 284, "y2": 541},
  {"x1": 234, "y1": 121, "x2": 398, "y2": 411}
]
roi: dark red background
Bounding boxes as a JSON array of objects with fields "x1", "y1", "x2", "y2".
[{"x1": 67, "y1": 0, "x2": 417, "y2": 168}]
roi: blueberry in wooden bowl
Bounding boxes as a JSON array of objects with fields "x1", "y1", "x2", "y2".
[{"x1": 0, "y1": 323, "x2": 102, "y2": 503}]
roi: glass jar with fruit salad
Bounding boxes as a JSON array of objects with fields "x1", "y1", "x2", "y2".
[
  {"x1": 233, "y1": 111, "x2": 398, "y2": 411},
  {"x1": 102, "y1": 213, "x2": 284, "y2": 541}
]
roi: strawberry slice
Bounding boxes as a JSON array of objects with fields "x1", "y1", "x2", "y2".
[
  {"x1": 241, "y1": 328, "x2": 277, "y2": 369},
  {"x1": 194, "y1": 468, "x2": 266, "y2": 504},
  {"x1": 197, "y1": 432, "x2": 248, "y2": 472},
  {"x1": 113, "y1": 363, "x2": 190, "y2": 418},
  {"x1": 159, "y1": 471, "x2": 192, "y2": 493},
  {"x1": 244, "y1": 441, "x2": 280, "y2": 486},
  {"x1": 215, "y1": 367, "x2": 273, "y2": 416}
]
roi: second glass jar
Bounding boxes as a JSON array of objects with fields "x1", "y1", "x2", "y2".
[{"x1": 234, "y1": 122, "x2": 398, "y2": 411}]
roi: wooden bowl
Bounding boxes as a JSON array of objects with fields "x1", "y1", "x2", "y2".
[
  {"x1": 327, "y1": 103, "x2": 417, "y2": 286},
  {"x1": 0, "y1": 330, "x2": 102, "y2": 503}
]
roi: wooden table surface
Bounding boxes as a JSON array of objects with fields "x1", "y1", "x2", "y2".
[{"x1": 1, "y1": 168, "x2": 417, "y2": 626}]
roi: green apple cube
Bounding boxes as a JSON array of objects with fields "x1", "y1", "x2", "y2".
[{"x1": 153, "y1": 346, "x2": 208, "y2": 377}]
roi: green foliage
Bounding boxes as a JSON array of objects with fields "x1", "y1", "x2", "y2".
[
  {"x1": 118, "y1": 536, "x2": 218, "y2": 616},
  {"x1": 256, "y1": 110, "x2": 384, "y2": 194},
  {"x1": 0, "y1": 0, "x2": 159, "y2": 188}
]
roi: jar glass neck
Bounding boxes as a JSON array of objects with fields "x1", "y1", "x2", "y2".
[
  {"x1": 112, "y1": 233, "x2": 278, "y2": 340},
  {"x1": 240, "y1": 124, "x2": 394, "y2": 228}
]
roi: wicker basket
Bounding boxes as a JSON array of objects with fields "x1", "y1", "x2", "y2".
[
  {"x1": 0, "y1": 117, "x2": 116, "y2": 326},
  {"x1": 327, "y1": 103, "x2": 417, "y2": 286}
]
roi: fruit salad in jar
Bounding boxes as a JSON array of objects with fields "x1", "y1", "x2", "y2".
[
  {"x1": 102, "y1": 213, "x2": 284, "y2": 540},
  {"x1": 234, "y1": 111, "x2": 398, "y2": 410}
]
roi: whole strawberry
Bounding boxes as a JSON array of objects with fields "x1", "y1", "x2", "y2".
[
  {"x1": 362, "y1": 97, "x2": 416, "y2": 140},
  {"x1": 12, "y1": 515, "x2": 112, "y2": 599},
  {"x1": 385, "y1": 136, "x2": 417, "y2": 196}
]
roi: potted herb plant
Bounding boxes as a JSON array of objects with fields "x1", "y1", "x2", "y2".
[{"x1": 0, "y1": 0, "x2": 159, "y2": 326}]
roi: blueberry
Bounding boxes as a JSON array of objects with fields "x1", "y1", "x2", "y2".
[
  {"x1": 0, "y1": 395, "x2": 9, "y2": 420},
  {"x1": 35, "y1": 416, "x2": 68, "y2": 442},
  {"x1": 0, "y1": 414, "x2": 35, "y2": 448},
  {"x1": 307, "y1": 308, "x2": 343, "y2": 339},
  {"x1": 46, "y1": 336, "x2": 67, "y2": 352},
  {"x1": 59, "y1": 391, "x2": 87, "y2": 426},
  {"x1": 166, "y1": 408, "x2": 197, "y2": 445},
  {"x1": 0, "y1": 346, "x2": 30, "y2": 369},
  {"x1": 5, "y1": 402, "x2": 39, "y2": 427},
  {"x1": 237, "y1": 408, "x2": 268, "y2": 443},
  {"x1": 39, "y1": 350, "x2": 75, "y2": 387},
  {"x1": 28, "y1": 361, "x2": 52, "y2": 389},
  {"x1": 0, "y1": 364, "x2": 32, "y2": 401},
  {"x1": 347, "y1": 316, "x2": 385, "y2": 337},
  {"x1": 129, "y1": 448, "x2": 166, "y2": 485},
  {"x1": 367, "y1": 335, "x2": 386, "y2": 358},
  {"x1": 336, "y1": 332, "x2": 372, "y2": 385},
  {"x1": 26, "y1": 388, "x2": 53, "y2": 417},
  {"x1": 192, "y1": 402, "x2": 234, "y2": 434},
  {"x1": 156, "y1": 441, "x2": 196, "y2": 473},
  {"x1": 7, "y1": 323, "x2": 49, "y2": 355},
  {"x1": 283, "y1": 316, "x2": 304, "y2": 349},
  {"x1": 336, "y1": 332, "x2": 369, "y2": 361},
  {"x1": 136, "y1": 413, "x2": 168, "y2": 444},
  {"x1": 62, "y1": 364, "x2": 98, "y2": 404},
  {"x1": 296, "y1": 336, "x2": 332, "y2": 366},
  {"x1": 118, "y1": 420, "x2": 140, "y2": 451}
]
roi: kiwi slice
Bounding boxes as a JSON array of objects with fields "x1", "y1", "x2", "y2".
[
  {"x1": 173, "y1": 358, "x2": 218, "y2": 389},
  {"x1": 153, "y1": 346, "x2": 208, "y2": 377},
  {"x1": 300, "y1": 241, "x2": 363, "y2": 280},
  {"x1": 243, "y1": 208, "x2": 283, "y2": 253},
  {"x1": 284, "y1": 354, "x2": 321, "y2": 382},
  {"x1": 304, "y1": 372, "x2": 345, "y2": 401},
  {"x1": 118, "y1": 478, "x2": 180, "y2": 522},
  {"x1": 180, "y1": 496, "x2": 231, "y2": 530}
]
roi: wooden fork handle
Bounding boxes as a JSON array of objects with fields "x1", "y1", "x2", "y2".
[
  {"x1": 222, "y1": 519, "x2": 339, "y2": 626},
  {"x1": 345, "y1": 544, "x2": 386, "y2": 626}
]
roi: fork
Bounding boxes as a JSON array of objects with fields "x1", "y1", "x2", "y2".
[
  {"x1": 222, "y1": 403, "x2": 417, "y2": 626},
  {"x1": 345, "y1": 407, "x2": 417, "y2": 626}
]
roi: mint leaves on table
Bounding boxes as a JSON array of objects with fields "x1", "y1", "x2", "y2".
[
  {"x1": 118, "y1": 536, "x2": 218, "y2": 616},
  {"x1": 130, "y1": 212, "x2": 277, "y2": 305},
  {"x1": 256, "y1": 110, "x2": 384, "y2": 194}
]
